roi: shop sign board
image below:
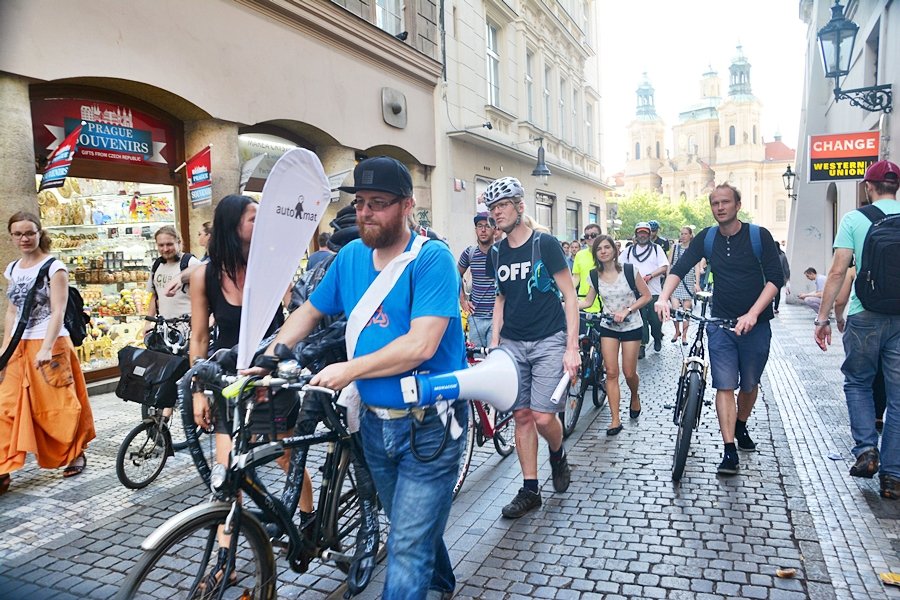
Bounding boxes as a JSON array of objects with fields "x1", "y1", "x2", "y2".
[
  {"x1": 185, "y1": 146, "x2": 213, "y2": 207},
  {"x1": 238, "y1": 134, "x2": 297, "y2": 192},
  {"x1": 31, "y1": 98, "x2": 179, "y2": 168},
  {"x1": 808, "y1": 131, "x2": 880, "y2": 182},
  {"x1": 39, "y1": 122, "x2": 84, "y2": 190}
]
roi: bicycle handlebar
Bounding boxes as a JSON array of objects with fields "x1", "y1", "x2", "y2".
[
  {"x1": 673, "y1": 309, "x2": 735, "y2": 328},
  {"x1": 144, "y1": 314, "x2": 191, "y2": 324},
  {"x1": 579, "y1": 311, "x2": 627, "y2": 324}
]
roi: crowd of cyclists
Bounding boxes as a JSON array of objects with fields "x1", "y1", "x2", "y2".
[{"x1": 6, "y1": 157, "x2": 897, "y2": 599}]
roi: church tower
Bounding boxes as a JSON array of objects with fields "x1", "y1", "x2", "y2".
[
  {"x1": 624, "y1": 73, "x2": 665, "y2": 192},
  {"x1": 715, "y1": 45, "x2": 764, "y2": 165}
]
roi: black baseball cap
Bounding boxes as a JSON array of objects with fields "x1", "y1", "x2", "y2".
[
  {"x1": 338, "y1": 156, "x2": 413, "y2": 197},
  {"x1": 473, "y1": 213, "x2": 490, "y2": 225}
]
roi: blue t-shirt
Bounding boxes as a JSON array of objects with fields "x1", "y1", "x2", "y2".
[{"x1": 309, "y1": 236, "x2": 466, "y2": 409}]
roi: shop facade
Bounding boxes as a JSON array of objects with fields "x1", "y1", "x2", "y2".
[{"x1": 0, "y1": 0, "x2": 442, "y2": 380}]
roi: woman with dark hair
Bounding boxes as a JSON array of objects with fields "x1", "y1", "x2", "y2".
[
  {"x1": 669, "y1": 226, "x2": 702, "y2": 345},
  {"x1": 577, "y1": 234, "x2": 652, "y2": 435},
  {"x1": 0, "y1": 211, "x2": 95, "y2": 495},
  {"x1": 187, "y1": 195, "x2": 306, "y2": 594}
]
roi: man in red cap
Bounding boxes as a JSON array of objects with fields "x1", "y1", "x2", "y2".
[{"x1": 814, "y1": 160, "x2": 900, "y2": 499}]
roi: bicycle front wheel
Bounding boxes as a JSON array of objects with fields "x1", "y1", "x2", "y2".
[
  {"x1": 492, "y1": 408, "x2": 516, "y2": 457},
  {"x1": 116, "y1": 421, "x2": 169, "y2": 490},
  {"x1": 560, "y1": 379, "x2": 583, "y2": 439},
  {"x1": 591, "y1": 349, "x2": 607, "y2": 409},
  {"x1": 115, "y1": 503, "x2": 276, "y2": 600},
  {"x1": 672, "y1": 371, "x2": 702, "y2": 483},
  {"x1": 453, "y1": 401, "x2": 477, "y2": 499}
]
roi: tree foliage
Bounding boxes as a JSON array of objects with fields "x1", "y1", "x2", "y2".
[{"x1": 610, "y1": 189, "x2": 752, "y2": 240}]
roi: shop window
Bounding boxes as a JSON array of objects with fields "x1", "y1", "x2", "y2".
[
  {"x1": 535, "y1": 191, "x2": 555, "y2": 231},
  {"x1": 566, "y1": 200, "x2": 580, "y2": 241}
]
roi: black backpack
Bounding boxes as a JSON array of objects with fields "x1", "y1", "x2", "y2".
[
  {"x1": 33, "y1": 258, "x2": 90, "y2": 347},
  {"x1": 590, "y1": 262, "x2": 640, "y2": 302},
  {"x1": 855, "y1": 204, "x2": 900, "y2": 314}
]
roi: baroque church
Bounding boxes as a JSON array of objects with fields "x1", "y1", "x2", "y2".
[{"x1": 622, "y1": 46, "x2": 794, "y2": 243}]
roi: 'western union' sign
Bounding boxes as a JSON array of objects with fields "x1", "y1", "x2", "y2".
[{"x1": 808, "y1": 131, "x2": 880, "y2": 182}]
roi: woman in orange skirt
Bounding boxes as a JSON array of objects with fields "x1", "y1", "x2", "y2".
[{"x1": 0, "y1": 211, "x2": 95, "y2": 494}]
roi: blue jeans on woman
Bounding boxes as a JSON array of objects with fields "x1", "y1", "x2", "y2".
[
  {"x1": 360, "y1": 402, "x2": 467, "y2": 599},
  {"x1": 841, "y1": 311, "x2": 900, "y2": 477}
]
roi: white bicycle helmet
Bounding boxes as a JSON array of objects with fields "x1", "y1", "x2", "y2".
[{"x1": 483, "y1": 177, "x2": 525, "y2": 208}]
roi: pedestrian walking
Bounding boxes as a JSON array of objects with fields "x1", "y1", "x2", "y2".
[
  {"x1": 458, "y1": 213, "x2": 496, "y2": 348},
  {"x1": 482, "y1": 176, "x2": 580, "y2": 519},
  {"x1": 773, "y1": 246, "x2": 790, "y2": 313},
  {"x1": 669, "y1": 226, "x2": 702, "y2": 345},
  {"x1": 572, "y1": 223, "x2": 603, "y2": 318},
  {"x1": 0, "y1": 211, "x2": 96, "y2": 495},
  {"x1": 578, "y1": 234, "x2": 651, "y2": 434},
  {"x1": 253, "y1": 157, "x2": 468, "y2": 598},
  {"x1": 622, "y1": 222, "x2": 669, "y2": 358},
  {"x1": 656, "y1": 183, "x2": 783, "y2": 475},
  {"x1": 648, "y1": 219, "x2": 671, "y2": 254},
  {"x1": 813, "y1": 160, "x2": 900, "y2": 499}
]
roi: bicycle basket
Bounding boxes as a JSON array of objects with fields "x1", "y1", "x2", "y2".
[{"x1": 116, "y1": 346, "x2": 189, "y2": 408}]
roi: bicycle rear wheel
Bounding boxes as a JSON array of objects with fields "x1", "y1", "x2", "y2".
[
  {"x1": 114, "y1": 503, "x2": 276, "y2": 600},
  {"x1": 116, "y1": 420, "x2": 169, "y2": 489},
  {"x1": 560, "y1": 379, "x2": 583, "y2": 439},
  {"x1": 672, "y1": 371, "x2": 702, "y2": 483},
  {"x1": 492, "y1": 408, "x2": 516, "y2": 457},
  {"x1": 453, "y1": 402, "x2": 477, "y2": 499}
]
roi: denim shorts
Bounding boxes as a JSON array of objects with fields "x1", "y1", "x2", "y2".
[
  {"x1": 707, "y1": 320, "x2": 771, "y2": 393},
  {"x1": 501, "y1": 330, "x2": 567, "y2": 414}
]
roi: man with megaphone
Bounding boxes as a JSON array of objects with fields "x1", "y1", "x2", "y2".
[
  {"x1": 482, "y1": 176, "x2": 581, "y2": 519},
  {"x1": 249, "y1": 156, "x2": 467, "y2": 600}
]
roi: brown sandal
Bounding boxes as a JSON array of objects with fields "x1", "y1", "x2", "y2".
[{"x1": 63, "y1": 454, "x2": 86, "y2": 478}]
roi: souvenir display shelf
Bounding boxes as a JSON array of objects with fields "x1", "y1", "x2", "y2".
[{"x1": 36, "y1": 176, "x2": 177, "y2": 373}]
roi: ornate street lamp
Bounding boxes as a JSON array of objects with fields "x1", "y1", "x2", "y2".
[
  {"x1": 817, "y1": 1, "x2": 892, "y2": 112},
  {"x1": 782, "y1": 165, "x2": 797, "y2": 201}
]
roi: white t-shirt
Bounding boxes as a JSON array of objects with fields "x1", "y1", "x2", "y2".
[
  {"x1": 146, "y1": 255, "x2": 201, "y2": 319},
  {"x1": 622, "y1": 243, "x2": 670, "y2": 295},
  {"x1": 4, "y1": 258, "x2": 70, "y2": 340}
]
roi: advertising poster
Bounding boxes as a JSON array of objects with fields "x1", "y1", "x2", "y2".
[
  {"x1": 185, "y1": 146, "x2": 212, "y2": 207},
  {"x1": 39, "y1": 121, "x2": 84, "y2": 191},
  {"x1": 808, "y1": 131, "x2": 880, "y2": 182}
]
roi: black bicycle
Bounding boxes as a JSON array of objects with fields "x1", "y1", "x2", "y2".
[
  {"x1": 115, "y1": 315, "x2": 200, "y2": 489},
  {"x1": 560, "y1": 312, "x2": 612, "y2": 438},
  {"x1": 115, "y1": 345, "x2": 386, "y2": 599},
  {"x1": 670, "y1": 292, "x2": 735, "y2": 482}
]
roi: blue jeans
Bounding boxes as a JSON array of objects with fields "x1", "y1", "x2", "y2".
[
  {"x1": 360, "y1": 403, "x2": 467, "y2": 599},
  {"x1": 841, "y1": 311, "x2": 900, "y2": 477},
  {"x1": 467, "y1": 316, "x2": 493, "y2": 349},
  {"x1": 707, "y1": 320, "x2": 771, "y2": 392}
]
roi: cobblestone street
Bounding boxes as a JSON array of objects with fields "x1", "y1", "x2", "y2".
[{"x1": 1, "y1": 302, "x2": 899, "y2": 599}]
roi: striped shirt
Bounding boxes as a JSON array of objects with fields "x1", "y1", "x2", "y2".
[{"x1": 458, "y1": 245, "x2": 495, "y2": 318}]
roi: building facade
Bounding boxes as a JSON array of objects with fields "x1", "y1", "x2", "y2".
[
  {"x1": 789, "y1": 0, "x2": 899, "y2": 278},
  {"x1": 624, "y1": 47, "x2": 795, "y2": 243},
  {"x1": 0, "y1": 0, "x2": 442, "y2": 378},
  {"x1": 435, "y1": 0, "x2": 609, "y2": 251}
]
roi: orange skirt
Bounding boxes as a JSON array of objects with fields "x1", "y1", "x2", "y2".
[{"x1": 0, "y1": 337, "x2": 96, "y2": 472}]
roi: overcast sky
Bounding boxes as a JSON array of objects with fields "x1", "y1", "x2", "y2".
[{"x1": 598, "y1": 0, "x2": 810, "y2": 175}]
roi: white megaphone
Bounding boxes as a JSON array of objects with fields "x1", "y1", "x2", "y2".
[{"x1": 399, "y1": 347, "x2": 519, "y2": 412}]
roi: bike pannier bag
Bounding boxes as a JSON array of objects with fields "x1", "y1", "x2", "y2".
[{"x1": 116, "y1": 346, "x2": 190, "y2": 408}]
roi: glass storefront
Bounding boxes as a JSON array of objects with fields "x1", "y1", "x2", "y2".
[{"x1": 38, "y1": 176, "x2": 178, "y2": 372}]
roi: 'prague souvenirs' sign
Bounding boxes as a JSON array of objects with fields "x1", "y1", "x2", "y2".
[
  {"x1": 808, "y1": 131, "x2": 880, "y2": 182},
  {"x1": 31, "y1": 98, "x2": 179, "y2": 169}
]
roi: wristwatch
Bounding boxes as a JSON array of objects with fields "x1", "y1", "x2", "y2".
[
  {"x1": 814, "y1": 318, "x2": 830, "y2": 327},
  {"x1": 626, "y1": 307, "x2": 633, "y2": 315}
]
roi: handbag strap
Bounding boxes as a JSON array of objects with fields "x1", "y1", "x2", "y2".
[
  {"x1": 345, "y1": 235, "x2": 428, "y2": 360},
  {"x1": 0, "y1": 258, "x2": 55, "y2": 370}
]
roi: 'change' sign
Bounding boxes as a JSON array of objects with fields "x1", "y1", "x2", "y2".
[{"x1": 808, "y1": 131, "x2": 880, "y2": 182}]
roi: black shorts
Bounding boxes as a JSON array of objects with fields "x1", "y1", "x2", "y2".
[
  {"x1": 210, "y1": 388, "x2": 301, "y2": 436},
  {"x1": 598, "y1": 326, "x2": 642, "y2": 342}
]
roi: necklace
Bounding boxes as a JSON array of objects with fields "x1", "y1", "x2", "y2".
[{"x1": 628, "y1": 243, "x2": 654, "y2": 263}]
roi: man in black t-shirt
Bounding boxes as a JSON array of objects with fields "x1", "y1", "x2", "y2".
[
  {"x1": 657, "y1": 183, "x2": 783, "y2": 476},
  {"x1": 482, "y1": 176, "x2": 580, "y2": 518}
]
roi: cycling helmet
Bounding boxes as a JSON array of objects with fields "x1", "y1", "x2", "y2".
[
  {"x1": 482, "y1": 177, "x2": 525, "y2": 208},
  {"x1": 635, "y1": 221, "x2": 651, "y2": 233},
  {"x1": 648, "y1": 220, "x2": 660, "y2": 231}
]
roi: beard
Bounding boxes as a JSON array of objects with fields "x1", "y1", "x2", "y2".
[{"x1": 358, "y1": 211, "x2": 407, "y2": 249}]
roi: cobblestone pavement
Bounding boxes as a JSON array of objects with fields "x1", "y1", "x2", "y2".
[{"x1": 1, "y1": 302, "x2": 898, "y2": 599}]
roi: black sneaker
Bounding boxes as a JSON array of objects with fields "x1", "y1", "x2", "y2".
[
  {"x1": 638, "y1": 346, "x2": 646, "y2": 360},
  {"x1": 550, "y1": 455, "x2": 571, "y2": 493},
  {"x1": 880, "y1": 474, "x2": 900, "y2": 499},
  {"x1": 717, "y1": 453, "x2": 740, "y2": 476},
  {"x1": 736, "y1": 428, "x2": 757, "y2": 452},
  {"x1": 653, "y1": 338, "x2": 662, "y2": 352},
  {"x1": 850, "y1": 448, "x2": 880, "y2": 478},
  {"x1": 501, "y1": 487, "x2": 542, "y2": 518}
]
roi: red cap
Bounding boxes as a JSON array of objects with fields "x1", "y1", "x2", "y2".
[{"x1": 863, "y1": 160, "x2": 900, "y2": 183}]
